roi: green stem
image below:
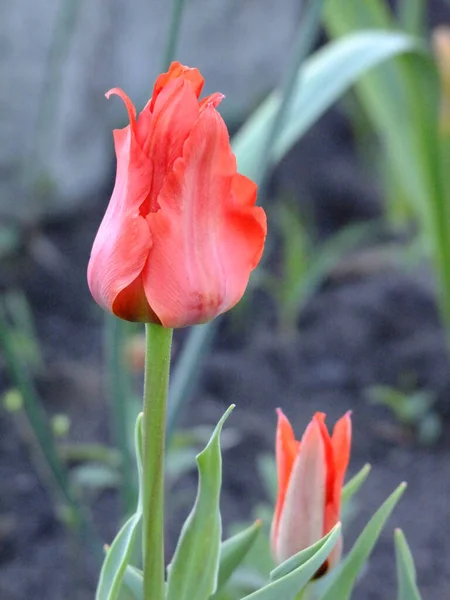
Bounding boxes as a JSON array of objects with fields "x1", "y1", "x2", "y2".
[{"x1": 142, "y1": 323, "x2": 173, "y2": 600}]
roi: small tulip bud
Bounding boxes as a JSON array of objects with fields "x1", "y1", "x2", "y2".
[{"x1": 271, "y1": 410, "x2": 351, "y2": 576}]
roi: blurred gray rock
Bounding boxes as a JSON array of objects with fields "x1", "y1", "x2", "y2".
[{"x1": 1, "y1": 0, "x2": 301, "y2": 224}]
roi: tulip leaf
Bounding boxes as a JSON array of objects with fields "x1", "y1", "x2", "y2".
[
  {"x1": 121, "y1": 566, "x2": 143, "y2": 600},
  {"x1": 341, "y1": 464, "x2": 371, "y2": 507},
  {"x1": 239, "y1": 523, "x2": 341, "y2": 600},
  {"x1": 96, "y1": 414, "x2": 144, "y2": 600},
  {"x1": 322, "y1": 0, "x2": 432, "y2": 219},
  {"x1": 270, "y1": 523, "x2": 341, "y2": 582},
  {"x1": 166, "y1": 405, "x2": 234, "y2": 600},
  {"x1": 320, "y1": 483, "x2": 406, "y2": 600},
  {"x1": 232, "y1": 31, "x2": 420, "y2": 181},
  {"x1": 211, "y1": 520, "x2": 262, "y2": 596},
  {"x1": 323, "y1": 0, "x2": 450, "y2": 338},
  {"x1": 395, "y1": 529, "x2": 423, "y2": 600}
]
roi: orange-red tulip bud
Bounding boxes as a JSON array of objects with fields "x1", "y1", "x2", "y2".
[
  {"x1": 271, "y1": 409, "x2": 351, "y2": 574},
  {"x1": 88, "y1": 62, "x2": 266, "y2": 327}
]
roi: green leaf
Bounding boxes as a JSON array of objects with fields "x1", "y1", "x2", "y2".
[
  {"x1": 166, "y1": 406, "x2": 234, "y2": 600},
  {"x1": 320, "y1": 483, "x2": 406, "y2": 600},
  {"x1": 233, "y1": 31, "x2": 420, "y2": 181},
  {"x1": 323, "y1": 0, "x2": 450, "y2": 341},
  {"x1": 283, "y1": 220, "x2": 378, "y2": 327},
  {"x1": 341, "y1": 464, "x2": 371, "y2": 507},
  {"x1": 240, "y1": 524, "x2": 341, "y2": 600},
  {"x1": 398, "y1": 0, "x2": 426, "y2": 35},
  {"x1": 122, "y1": 565, "x2": 144, "y2": 600},
  {"x1": 395, "y1": 529, "x2": 422, "y2": 600},
  {"x1": 211, "y1": 520, "x2": 262, "y2": 596},
  {"x1": 95, "y1": 414, "x2": 144, "y2": 600}
]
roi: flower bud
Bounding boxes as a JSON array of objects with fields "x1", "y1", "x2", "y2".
[
  {"x1": 271, "y1": 409, "x2": 351, "y2": 575},
  {"x1": 88, "y1": 62, "x2": 266, "y2": 327}
]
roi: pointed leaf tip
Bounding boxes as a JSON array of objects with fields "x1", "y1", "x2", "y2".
[
  {"x1": 241, "y1": 524, "x2": 341, "y2": 600},
  {"x1": 321, "y1": 483, "x2": 406, "y2": 600},
  {"x1": 342, "y1": 463, "x2": 372, "y2": 506},
  {"x1": 166, "y1": 405, "x2": 234, "y2": 600},
  {"x1": 395, "y1": 529, "x2": 422, "y2": 600}
]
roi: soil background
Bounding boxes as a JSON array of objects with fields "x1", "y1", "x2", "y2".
[{"x1": 1, "y1": 87, "x2": 450, "y2": 600}]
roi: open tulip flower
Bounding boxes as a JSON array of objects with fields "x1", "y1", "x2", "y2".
[
  {"x1": 271, "y1": 409, "x2": 352, "y2": 574},
  {"x1": 88, "y1": 62, "x2": 267, "y2": 328}
]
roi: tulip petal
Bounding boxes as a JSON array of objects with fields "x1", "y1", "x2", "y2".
[
  {"x1": 199, "y1": 92, "x2": 225, "y2": 112},
  {"x1": 231, "y1": 173, "x2": 258, "y2": 207},
  {"x1": 89, "y1": 65, "x2": 266, "y2": 326},
  {"x1": 323, "y1": 412, "x2": 352, "y2": 536},
  {"x1": 111, "y1": 271, "x2": 160, "y2": 323},
  {"x1": 313, "y1": 413, "x2": 335, "y2": 505},
  {"x1": 142, "y1": 105, "x2": 266, "y2": 327},
  {"x1": 332, "y1": 411, "x2": 352, "y2": 496},
  {"x1": 271, "y1": 410, "x2": 301, "y2": 550},
  {"x1": 150, "y1": 61, "x2": 204, "y2": 112},
  {"x1": 275, "y1": 420, "x2": 325, "y2": 564},
  {"x1": 87, "y1": 98, "x2": 154, "y2": 322},
  {"x1": 137, "y1": 78, "x2": 200, "y2": 214},
  {"x1": 106, "y1": 88, "x2": 137, "y2": 131}
]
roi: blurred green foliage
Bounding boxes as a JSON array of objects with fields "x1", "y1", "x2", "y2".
[
  {"x1": 261, "y1": 202, "x2": 378, "y2": 333},
  {"x1": 367, "y1": 384, "x2": 442, "y2": 445},
  {"x1": 324, "y1": 0, "x2": 450, "y2": 349}
]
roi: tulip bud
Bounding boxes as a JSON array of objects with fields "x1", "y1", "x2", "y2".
[
  {"x1": 88, "y1": 62, "x2": 266, "y2": 327},
  {"x1": 271, "y1": 409, "x2": 351, "y2": 576}
]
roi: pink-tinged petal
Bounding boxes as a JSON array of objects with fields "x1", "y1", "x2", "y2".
[
  {"x1": 150, "y1": 61, "x2": 204, "y2": 112},
  {"x1": 141, "y1": 105, "x2": 266, "y2": 327},
  {"x1": 275, "y1": 420, "x2": 326, "y2": 564},
  {"x1": 331, "y1": 412, "x2": 352, "y2": 514},
  {"x1": 313, "y1": 413, "x2": 335, "y2": 508},
  {"x1": 332, "y1": 411, "x2": 352, "y2": 487},
  {"x1": 87, "y1": 96, "x2": 154, "y2": 322},
  {"x1": 112, "y1": 272, "x2": 160, "y2": 323},
  {"x1": 106, "y1": 88, "x2": 137, "y2": 132},
  {"x1": 231, "y1": 173, "x2": 258, "y2": 207},
  {"x1": 271, "y1": 410, "x2": 301, "y2": 551},
  {"x1": 199, "y1": 92, "x2": 225, "y2": 112},
  {"x1": 229, "y1": 175, "x2": 266, "y2": 261},
  {"x1": 135, "y1": 107, "x2": 153, "y2": 151},
  {"x1": 323, "y1": 412, "x2": 351, "y2": 535},
  {"x1": 224, "y1": 205, "x2": 267, "y2": 271},
  {"x1": 323, "y1": 499, "x2": 340, "y2": 544},
  {"x1": 137, "y1": 78, "x2": 200, "y2": 214}
]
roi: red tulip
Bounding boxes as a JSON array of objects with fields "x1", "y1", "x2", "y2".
[
  {"x1": 88, "y1": 62, "x2": 266, "y2": 327},
  {"x1": 271, "y1": 409, "x2": 351, "y2": 573}
]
